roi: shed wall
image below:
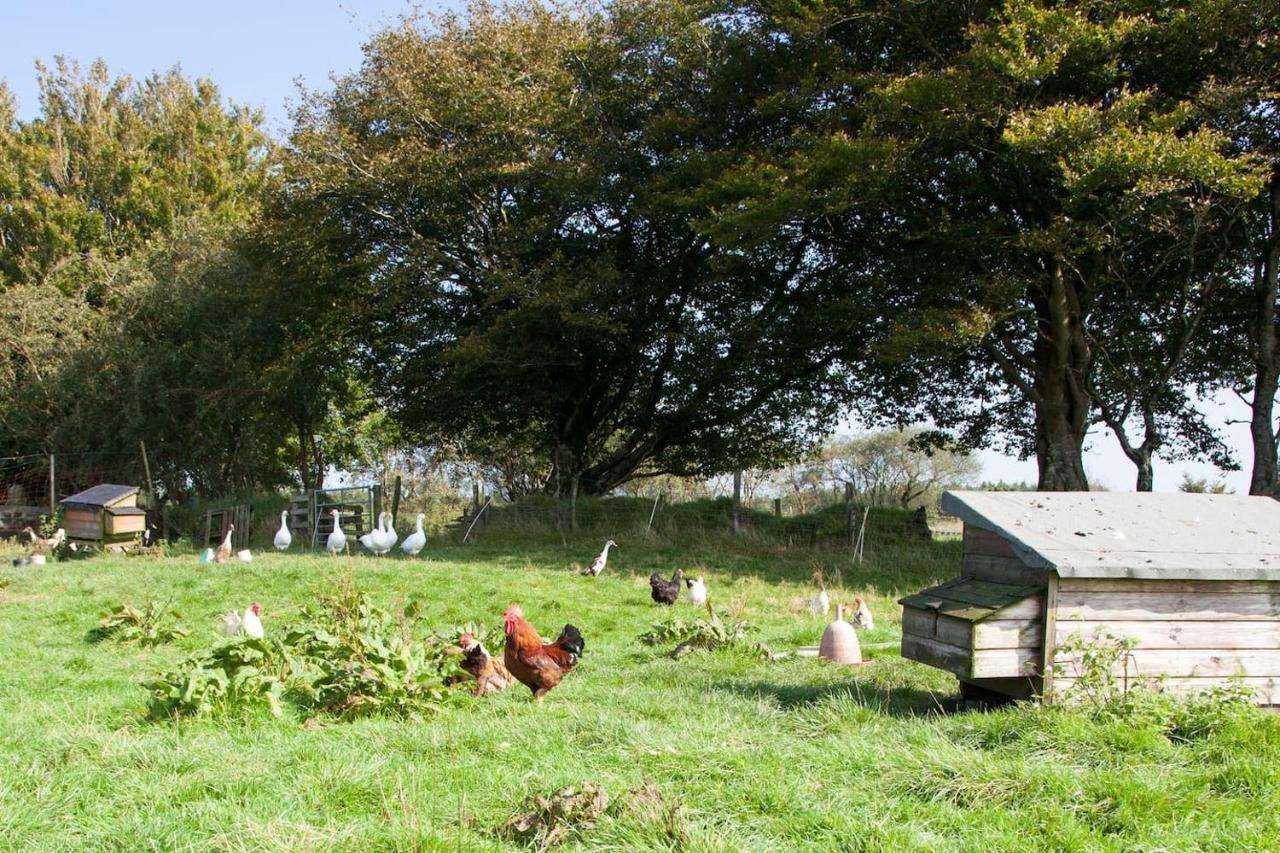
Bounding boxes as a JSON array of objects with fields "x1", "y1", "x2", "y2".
[{"x1": 962, "y1": 527, "x2": 1051, "y2": 586}]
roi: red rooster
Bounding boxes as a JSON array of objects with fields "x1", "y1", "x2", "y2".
[{"x1": 502, "y1": 605, "x2": 585, "y2": 703}]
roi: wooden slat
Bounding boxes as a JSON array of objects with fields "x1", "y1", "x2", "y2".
[
  {"x1": 1041, "y1": 573, "x2": 1059, "y2": 702},
  {"x1": 1056, "y1": 591, "x2": 1280, "y2": 622},
  {"x1": 1055, "y1": 621, "x2": 1280, "y2": 650},
  {"x1": 1053, "y1": 649, "x2": 1280, "y2": 678},
  {"x1": 904, "y1": 609, "x2": 1041, "y2": 650},
  {"x1": 963, "y1": 526, "x2": 1017, "y2": 558},
  {"x1": 901, "y1": 633, "x2": 971, "y2": 678},
  {"x1": 962, "y1": 553, "x2": 1049, "y2": 586},
  {"x1": 1053, "y1": 676, "x2": 1280, "y2": 705},
  {"x1": 1059, "y1": 578, "x2": 1280, "y2": 594},
  {"x1": 973, "y1": 647, "x2": 1040, "y2": 679}
]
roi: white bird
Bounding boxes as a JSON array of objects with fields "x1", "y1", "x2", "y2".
[
  {"x1": 685, "y1": 575, "x2": 707, "y2": 605},
  {"x1": 274, "y1": 510, "x2": 292, "y2": 550},
  {"x1": 851, "y1": 596, "x2": 874, "y2": 630},
  {"x1": 809, "y1": 570, "x2": 830, "y2": 616},
  {"x1": 326, "y1": 509, "x2": 346, "y2": 556},
  {"x1": 580, "y1": 539, "x2": 617, "y2": 576},
  {"x1": 220, "y1": 610, "x2": 243, "y2": 637},
  {"x1": 359, "y1": 511, "x2": 384, "y2": 553},
  {"x1": 376, "y1": 512, "x2": 398, "y2": 555},
  {"x1": 241, "y1": 602, "x2": 264, "y2": 638},
  {"x1": 400, "y1": 513, "x2": 426, "y2": 556}
]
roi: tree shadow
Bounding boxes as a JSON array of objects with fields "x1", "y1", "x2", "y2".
[{"x1": 707, "y1": 678, "x2": 964, "y2": 718}]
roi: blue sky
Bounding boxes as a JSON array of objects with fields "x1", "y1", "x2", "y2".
[{"x1": 0, "y1": 1, "x2": 1253, "y2": 493}]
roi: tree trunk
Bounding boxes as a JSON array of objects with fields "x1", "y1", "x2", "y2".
[
  {"x1": 1249, "y1": 172, "x2": 1280, "y2": 498},
  {"x1": 1032, "y1": 260, "x2": 1092, "y2": 491}
]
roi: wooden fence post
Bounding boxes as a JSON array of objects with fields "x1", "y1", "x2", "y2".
[
  {"x1": 731, "y1": 471, "x2": 743, "y2": 535},
  {"x1": 391, "y1": 475, "x2": 402, "y2": 526},
  {"x1": 472, "y1": 483, "x2": 481, "y2": 516},
  {"x1": 773, "y1": 498, "x2": 782, "y2": 517},
  {"x1": 139, "y1": 441, "x2": 154, "y2": 507},
  {"x1": 845, "y1": 483, "x2": 855, "y2": 548},
  {"x1": 48, "y1": 453, "x2": 56, "y2": 516}
]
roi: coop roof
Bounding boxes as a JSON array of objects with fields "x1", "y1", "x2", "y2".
[
  {"x1": 60, "y1": 484, "x2": 139, "y2": 508},
  {"x1": 941, "y1": 490, "x2": 1280, "y2": 581},
  {"x1": 104, "y1": 505, "x2": 146, "y2": 516},
  {"x1": 899, "y1": 577, "x2": 1042, "y2": 622}
]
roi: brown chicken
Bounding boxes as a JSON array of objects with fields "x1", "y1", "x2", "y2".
[
  {"x1": 502, "y1": 605, "x2": 585, "y2": 702},
  {"x1": 449, "y1": 632, "x2": 514, "y2": 696},
  {"x1": 649, "y1": 568, "x2": 684, "y2": 605}
]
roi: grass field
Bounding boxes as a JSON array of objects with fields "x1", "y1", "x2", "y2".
[{"x1": 2, "y1": 533, "x2": 1279, "y2": 851}]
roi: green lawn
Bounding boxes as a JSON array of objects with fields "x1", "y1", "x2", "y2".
[{"x1": 2, "y1": 535, "x2": 1278, "y2": 851}]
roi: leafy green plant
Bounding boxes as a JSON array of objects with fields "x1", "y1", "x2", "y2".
[
  {"x1": 641, "y1": 602, "x2": 768, "y2": 660},
  {"x1": 87, "y1": 601, "x2": 187, "y2": 647},
  {"x1": 1053, "y1": 630, "x2": 1154, "y2": 712},
  {"x1": 146, "y1": 636, "x2": 286, "y2": 719}
]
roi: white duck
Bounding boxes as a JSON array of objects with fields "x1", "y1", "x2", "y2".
[
  {"x1": 580, "y1": 539, "x2": 617, "y2": 576},
  {"x1": 685, "y1": 575, "x2": 708, "y2": 605},
  {"x1": 326, "y1": 509, "x2": 347, "y2": 556},
  {"x1": 215, "y1": 525, "x2": 235, "y2": 564},
  {"x1": 273, "y1": 510, "x2": 292, "y2": 550},
  {"x1": 376, "y1": 512, "x2": 398, "y2": 554},
  {"x1": 400, "y1": 513, "x2": 426, "y2": 556},
  {"x1": 359, "y1": 511, "x2": 385, "y2": 554}
]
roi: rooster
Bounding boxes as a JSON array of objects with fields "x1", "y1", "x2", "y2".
[
  {"x1": 242, "y1": 602, "x2": 264, "y2": 638},
  {"x1": 649, "y1": 568, "x2": 683, "y2": 605},
  {"x1": 503, "y1": 605, "x2": 584, "y2": 703},
  {"x1": 449, "y1": 631, "x2": 514, "y2": 696}
]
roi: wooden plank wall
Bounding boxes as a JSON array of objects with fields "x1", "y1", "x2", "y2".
[
  {"x1": 1053, "y1": 577, "x2": 1280, "y2": 704},
  {"x1": 901, "y1": 595, "x2": 1044, "y2": 680},
  {"x1": 962, "y1": 527, "x2": 1051, "y2": 586}
]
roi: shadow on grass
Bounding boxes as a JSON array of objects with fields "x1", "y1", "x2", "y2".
[{"x1": 707, "y1": 678, "x2": 960, "y2": 718}]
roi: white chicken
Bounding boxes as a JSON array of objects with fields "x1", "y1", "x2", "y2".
[
  {"x1": 580, "y1": 539, "x2": 617, "y2": 576},
  {"x1": 808, "y1": 570, "x2": 830, "y2": 616},
  {"x1": 851, "y1": 596, "x2": 874, "y2": 630},
  {"x1": 400, "y1": 513, "x2": 427, "y2": 556},
  {"x1": 685, "y1": 575, "x2": 708, "y2": 605},
  {"x1": 241, "y1": 602, "x2": 264, "y2": 638},
  {"x1": 358, "y1": 511, "x2": 385, "y2": 553},
  {"x1": 326, "y1": 509, "x2": 346, "y2": 556},
  {"x1": 273, "y1": 510, "x2": 292, "y2": 550}
]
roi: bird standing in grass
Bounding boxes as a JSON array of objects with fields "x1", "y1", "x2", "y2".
[
  {"x1": 214, "y1": 525, "x2": 234, "y2": 564},
  {"x1": 650, "y1": 568, "x2": 683, "y2": 605},
  {"x1": 359, "y1": 512, "x2": 385, "y2": 554},
  {"x1": 378, "y1": 514, "x2": 398, "y2": 554},
  {"x1": 400, "y1": 514, "x2": 426, "y2": 556},
  {"x1": 685, "y1": 575, "x2": 707, "y2": 605},
  {"x1": 274, "y1": 511, "x2": 292, "y2": 550},
  {"x1": 851, "y1": 596, "x2": 874, "y2": 630},
  {"x1": 809, "y1": 570, "x2": 830, "y2": 616},
  {"x1": 580, "y1": 540, "x2": 617, "y2": 576},
  {"x1": 326, "y1": 509, "x2": 346, "y2": 555},
  {"x1": 503, "y1": 605, "x2": 585, "y2": 703},
  {"x1": 220, "y1": 610, "x2": 242, "y2": 637},
  {"x1": 241, "y1": 602, "x2": 264, "y2": 638}
]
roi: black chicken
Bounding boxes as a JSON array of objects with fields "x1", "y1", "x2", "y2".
[{"x1": 649, "y1": 568, "x2": 684, "y2": 605}]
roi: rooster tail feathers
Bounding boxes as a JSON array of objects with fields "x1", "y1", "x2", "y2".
[{"x1": 557, "y1": 624, "x2": 585, "y2": 657}]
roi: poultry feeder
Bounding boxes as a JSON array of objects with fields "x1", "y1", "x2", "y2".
[{"x1": 818, "y1": 603, "x2": 862, "y2": 664}]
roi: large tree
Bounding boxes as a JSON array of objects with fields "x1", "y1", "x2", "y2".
[{"x1": 282, "y1": 2, "x2": 871, "y2": 495}]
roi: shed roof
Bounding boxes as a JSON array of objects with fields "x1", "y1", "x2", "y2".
[
  {"x1": 941, "y1": 490, "x2": 1280, "y2": 581},
  {"x1": 899, "y1": 577, "x2": 1042, "y2": 622},
  {"x1": 61, "y1": 484, "x2": 139, "y2": 508}
]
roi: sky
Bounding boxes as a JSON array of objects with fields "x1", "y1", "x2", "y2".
[{"x1": 0, "y1": 1, "x2": 1257, "y2": 494}]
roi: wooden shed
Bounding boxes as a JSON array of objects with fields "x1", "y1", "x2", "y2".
[
  {"x1": 900, "y1": 491, "x2": 1280, "y2": 705},
  {"x1": 60, "y1": 484, "x2": 146, "y2": 545}
]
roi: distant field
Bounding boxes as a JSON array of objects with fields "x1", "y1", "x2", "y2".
[{"x1": 2, "y1": 535, "x2": 1278, "y2": 850}]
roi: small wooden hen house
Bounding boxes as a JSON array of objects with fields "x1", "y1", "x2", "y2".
[
  {"x1": 900, "y1": 491, "x2": 1280, "y2": 705},
  {"x1": 60, "y1": 484, "x2": 146, "y2": 545}
]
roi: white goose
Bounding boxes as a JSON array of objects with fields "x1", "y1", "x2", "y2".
[
  {"x1": 326, "y1": 509, "x2": 347, "y2": 556},
  {"x1": 273, "y1": 510, "x2": 292, "y2": 550},
  {"x1": 376, "y1": 512, "x2": 398, "y2": 555},
  {"x1": 359, "y1": 512, "x2": 385, "y2": 554},
  {"x1": 580, "y1": 539, "x2": 617, "y2": 576},
  {"x1": 400, "y1": 513, "x2": 426, "y2": 556}
]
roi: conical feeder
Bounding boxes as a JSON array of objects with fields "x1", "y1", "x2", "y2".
[{"x1": 819, "y1": 603, "x2": 862, "y2": 664}]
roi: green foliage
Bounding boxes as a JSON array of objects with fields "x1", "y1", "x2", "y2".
[
  {"x1": 87, "y1": 601, "x2": 187, "y2": 647},
  {"x1": 640, "y1": 601, "x2": 762, "y2": 660},
  {"x1": 1053, "y1": 630, "x2": 1151, "y2": 713},
  {"x1": 145, "y1": 636, "x2": 286, "y2": 719}
]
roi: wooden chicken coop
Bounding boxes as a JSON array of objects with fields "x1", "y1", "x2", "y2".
[
  {"x1": 900, "y1": 491, "x2": 1280, "y2": 705},
  {"x1": 60, "y1": 483, "x2": 147, "y2": 545}
]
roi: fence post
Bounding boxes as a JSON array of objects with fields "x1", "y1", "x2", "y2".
[
  {"x1": 391, "y1": 475, "x2": 402, "y2": 527},
  {"x1": 472, "y1": 482, "x2": 481, "y2": 516},
  {"x1": 845, "y1": 483, "x2": 855, "y2": 548},
  {"x1": 139, "y1": 441, "x2": 154, "y2": 507},
  {"x1": 773, "y1": 498, "x2": 781, "y2": 517},
  {"x1": 48, "y1": 453, "x2": 56, "y2": 516},
  {"x1": 731, "y1": 471, "x2": 742, "y2": 535},
  {"x1": 570, "y1": 475, "x2": 579, "y2": 531}
]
